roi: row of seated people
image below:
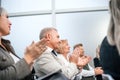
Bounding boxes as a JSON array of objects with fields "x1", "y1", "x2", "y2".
[
  {"x1": 33, "y1": 27, "x2": 113, "y2": 80},
  {"x1": 1, "y1": 0, "x2": 120, "y2": 79},
  {"x1": 34, "y1": 27, "x2": 89, "y2": 80}
]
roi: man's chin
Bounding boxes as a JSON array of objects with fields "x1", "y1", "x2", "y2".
[{"x1": 4, "y1": 32, "x2": 10, "y2": 36}]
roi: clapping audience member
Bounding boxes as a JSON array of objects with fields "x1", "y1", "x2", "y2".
[
  {"x1": 55, "y1": 39, "x2": 89, "y2": 80},
  {"x1": 73, "y1": 43, "x2": 103, "y2": 80},
  {"x1": 0, "y1": 7, "x2": 47, "y2": 80},
  {"x1": 34, "y1": 27, "x2": 70, "y2": 79},
  {"x1": 93, "y1": 45, "x2": 103, "y2": 80}
]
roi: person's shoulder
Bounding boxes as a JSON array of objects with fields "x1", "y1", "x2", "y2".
[
  {"x1": 100, "y1": 36, "x2": 118, "y2": 55},
  {"x1": 101, "y1": 36, "x2": 116, "y2": 48},
  {"x1": 101, "y1": 36, "x2": 107, "y2": 44},
  {"x1": 101, "y1": 36, "x2": 111, "y2": 48},
  {"x1": 36, "y1": 49, "x2": 55, "y2": 61}
]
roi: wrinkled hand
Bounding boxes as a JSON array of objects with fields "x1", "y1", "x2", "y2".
[
  {"x1": 69, "y1": 48, "x2": 79, "y2": 64},
  {"x1": 77, "y1": 55, "x2": 91, "y2": 68},
  {"x1": 24, "y1": 38, "x2": 47, "y2": 65},
  {"x1": 69, "y1": 53, "x2": 78, "y2": 64}
]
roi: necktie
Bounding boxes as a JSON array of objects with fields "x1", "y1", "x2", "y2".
[{"x1": 52, "y1": 50, "x2": 57, "y2": 56}]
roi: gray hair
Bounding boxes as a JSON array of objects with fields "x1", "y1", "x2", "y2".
[
  {"x1": 0, "y1": 7, "x2": 8, "y2": 16},
  {"x1": 39, "y1": 27, "x2": 57, "y2": 39}
]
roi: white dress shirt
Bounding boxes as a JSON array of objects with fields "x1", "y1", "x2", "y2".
[
  {"x1": 9, "y1": 53, "x2": 20, "y2": 63},
  {"x1": 57, "y1": 54, "x2": 79, "y2": 79},
  {"x1": 80, "y1": 64, "x2": 95, "y2": 77}
]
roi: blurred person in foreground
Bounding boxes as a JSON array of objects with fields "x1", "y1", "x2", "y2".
[{"x1": 100, "y1": 0, "x2": 120, "y2": 79}]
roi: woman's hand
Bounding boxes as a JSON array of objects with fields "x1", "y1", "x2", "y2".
[{"x1": 24, "y1": 38, "x2": 47, "y2": 65}]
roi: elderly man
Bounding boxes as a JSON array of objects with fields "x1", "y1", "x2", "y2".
[{"x1": 34, "y1": 27, "x2": 81, "y2": 80}]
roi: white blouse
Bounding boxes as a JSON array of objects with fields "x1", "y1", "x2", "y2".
[
  {"x1": 57, "y1": 54, "x2": 79, "y2": 79},
  {"x1": 9, "y1": 53, "x2": 20, "y2": 63}
]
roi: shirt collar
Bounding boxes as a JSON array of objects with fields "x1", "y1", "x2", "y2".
[{"x1": 46, "y1": 46, "x2": 53, "y2": 52}]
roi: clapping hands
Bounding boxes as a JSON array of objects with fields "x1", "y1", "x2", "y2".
[
  {"x1": 24, "y1": 38, "x2": 48, "y2": 64},
  {"x1": 69, "y1": 47, "x2": 90, "y2": 69}
]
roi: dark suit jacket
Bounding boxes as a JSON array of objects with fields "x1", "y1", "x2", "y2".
[
  {"x1": 100, "y1": 37, "x2": 120, "y2": 80},
  {"x1": 0, "y1": 39, "x2": 33, "y2": 80}
]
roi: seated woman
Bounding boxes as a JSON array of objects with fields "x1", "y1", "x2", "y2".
[
  {"x1": 0, "y1": 7, "x2": 47, "y2": 80},
  {"x1": 55, "y1": 39, "x2": 89, "y2": 80}
]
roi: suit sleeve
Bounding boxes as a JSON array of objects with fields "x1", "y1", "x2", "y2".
[
  {"x1": 0, "y1": 58, "x2": 31, "y2": 80},
  {"x1": 34, "y1": 53, "x2": 62, "y2": 76},
  {"x1": 34, "y1": 52, "x2": 79, "y2": 79}
]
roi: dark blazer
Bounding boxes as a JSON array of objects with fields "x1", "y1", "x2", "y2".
[
  {"x1": 0, "y1": 39, "x2": 33, "y2": 80},
  {"x1": 100, "y1": 37, "x2": 120, "y2": 80}
]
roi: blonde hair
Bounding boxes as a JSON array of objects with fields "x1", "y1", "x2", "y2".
[{"x1": 56, "y1": 39, "x2": 68, "y2": 54}]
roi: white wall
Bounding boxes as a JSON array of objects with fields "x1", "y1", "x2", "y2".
[{"x1": 56, "y1": 11, "x2": 110, "y2": 59}]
